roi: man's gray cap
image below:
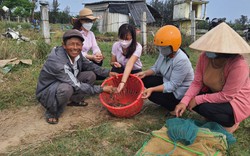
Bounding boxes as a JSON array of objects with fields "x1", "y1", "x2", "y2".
[{"x1": 63, "y1": 29, "x2": 84, "y2": 42}]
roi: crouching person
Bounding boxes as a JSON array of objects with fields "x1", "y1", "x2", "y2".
[
  {"x1": 36, "y1": 29, "x2": 117, "y2": 124},
  {"x1": 136, "y1": 25, "x2": 194, "y2": 114}
]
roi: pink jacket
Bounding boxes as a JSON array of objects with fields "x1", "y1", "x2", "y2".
[
  {"x1": 181, "y1": 52, "x2": 250, "y2": 123},
  {"x1": 80, "y1": 30, "x2": 101, "y2": 57}
]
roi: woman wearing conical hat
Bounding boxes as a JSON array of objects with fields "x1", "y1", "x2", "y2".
[{"x1": 175, "y1": 22, "x2": 250, "y2": 133}]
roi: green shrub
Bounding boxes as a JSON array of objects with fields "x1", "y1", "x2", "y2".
[{"x1": 20, "y1": 22, "x2": 32, "y2": 29}]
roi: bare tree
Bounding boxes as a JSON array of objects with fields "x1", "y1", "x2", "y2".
[
  {"x1": 150, "y1": 0, "x2": 174, "y2": 26},
  {"x1": 52, "y1": 0, "x2": 59, "y2": 12},
  {"x1": 64, "y1": 6, "x2": 70, "y2": 15}
]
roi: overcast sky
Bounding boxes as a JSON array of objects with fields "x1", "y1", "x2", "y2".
[{"x1": 42, "y1": 0, "x2": 250, "y2": 22}]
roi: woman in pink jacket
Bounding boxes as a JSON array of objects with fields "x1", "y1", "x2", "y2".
[
  {"x1": 71, "y1": 8, "x2": 105, "y2": 80},
  {"x1": 175, "y1": 22, "x2": 250, "y2": 133}
]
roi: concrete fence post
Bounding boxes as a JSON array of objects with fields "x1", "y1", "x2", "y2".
[
  {"x1": 141, "y1": 12, "x2": 147, "y2": 54},
  {"x1": 40, "y1": 0, "x2": 50, "y2": 44},
  {"x1": 190, "y1": 10, "x2": 196, "y2": 42}
]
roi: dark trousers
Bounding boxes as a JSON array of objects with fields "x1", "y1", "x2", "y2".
[
  {"x1": 93, "y1": 60, "x2": 106, "y2": 80},
  {"x1": 193, "y1": 101, "x2": 235, "y2": 127},
  {"x1": 54, "y1": 71, "x2": 96, "y2": 117},
  {"x1": 142, "y1": 75, "x2": 180, "y2": 111},
  {"x1": 111, "y1": 66, "x2": 142, "y2": 74}
]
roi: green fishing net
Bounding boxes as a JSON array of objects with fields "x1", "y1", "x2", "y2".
[{"x1": 166, "y1": 118, "x2": 236, "y2": 146}]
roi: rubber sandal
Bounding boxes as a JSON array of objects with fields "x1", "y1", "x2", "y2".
[
  {"x1": 46, "y1": 117, "x2": 59, "y2": 124},
  {"x1": 67, "y1": 101, "x2": 88, "y2": 107},
  {"x1": 45, "y1": 111, "x2": 59, "y2": 124}
]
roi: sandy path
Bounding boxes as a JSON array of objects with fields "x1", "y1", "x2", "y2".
[{"x1": 0, "y1": 97, "x2": 111, "y2": 154}]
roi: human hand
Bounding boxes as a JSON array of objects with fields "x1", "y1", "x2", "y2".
[
  {"x1": 113, "y1": 62, "x2": 122, "y2": 68},
  {"x1": 95, "y1": 52, "x2": 103, "y2": 59},
  {"x1": 141, "y1": 88, "x2": 153, "y2": 99},
  {"x1": 116, "y1": 82, "x2": 125, "y2": 93},
  {"x1": 135, "y1": 71, "x2": 146, "y2": 79},
  {"x1": 93, "y1": 53, "x2": 103, "y2": 63},
  {"x1": 102, "y1": 85, "x2": 116, "y2": 94},
  {"x1": 175, "y1": 103, "x2": 187, "y2": 117},
  {"x1": 187, "y1": 98, "x2": 197, "y2": 112},
  {"x1": 109, "y1": 72, "x2": 119, "y2": 78}
]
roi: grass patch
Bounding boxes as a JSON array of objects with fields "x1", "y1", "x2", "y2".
[
  {"x1": 11, "y1": 103, "x2": 167, "y2": 155},
  {"x1": 0, "y1": 62, "x2": 41, "y2": 109},
  {"x1": 11, "y1": 109, "x2": 250, "y2": 155}
]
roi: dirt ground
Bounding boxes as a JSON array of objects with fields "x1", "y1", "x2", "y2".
[
  {"x1": 1, "y1": 54, "x2": 250, "y2": 155},
  {"x1": 0, "y1": 97, "x2": 113, "y2": 154}
]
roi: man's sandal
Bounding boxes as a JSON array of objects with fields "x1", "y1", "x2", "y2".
[
  {"x1": 46, "y1": 117, "x2": 59, "y2": 124},
  {"x1": 45, "y1": 111, "x2": 59, "y2": 124}
]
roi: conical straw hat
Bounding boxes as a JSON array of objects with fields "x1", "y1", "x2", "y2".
[{"x1": 189, "y1": 22, "x2": 250, "y2": 54}]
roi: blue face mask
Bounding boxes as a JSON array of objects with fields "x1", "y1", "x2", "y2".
[
  {"x1": 157, "y1": 46, "x2": 172, "y2": 57},
  {"x1": 205, "y1": 52, "x2": 217, "y2": 58}
]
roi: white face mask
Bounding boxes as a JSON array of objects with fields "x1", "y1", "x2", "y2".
[
  {"x1": 157, "y1": 46, "x2": 172, "y2": 57},
  {"x1": 119, "y1": 39, "x2": 132, "y2": 48},
  {"x1": 82, "y1": 23, "x2": 93, "y2": 31}
]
